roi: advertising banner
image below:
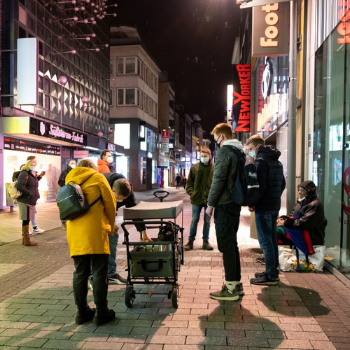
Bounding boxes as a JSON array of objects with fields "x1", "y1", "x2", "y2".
[
  {"x1": 161, "y1": 130, "x2": 169, "y2": 153},
  {"x1": 252, "y1": 2, "x2": 290, "y2": 57},
  {"x1": 30, "y1": 119, "x2": 87, "y2": 146},
  {"x1": 232, "y1": 64, "x2": 251, "y2": 132}
]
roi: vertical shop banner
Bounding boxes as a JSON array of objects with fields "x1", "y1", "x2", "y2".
[
  {"x1": 161, "y1": 130, "x2": 169, "y2": 153},
  {"x1": 233, "y1": 64, "x2": 251, "y2": 132},
  {"x1": 337, "y1": 5, "x2": 350, "y2": 44},
  {"x1": 252, "y1": 2, "x2": 290, "y2": 57}
]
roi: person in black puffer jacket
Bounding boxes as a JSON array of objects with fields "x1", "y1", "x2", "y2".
[
  {"x1": 15, "y1": 159, "x2": 41, "y2": 246},
  {"x1": 279, "y1": 180, "x2": 327, "y2": 246},
  {"x1": 247, "y1": 135, "x2": 286, "y2": 286}
]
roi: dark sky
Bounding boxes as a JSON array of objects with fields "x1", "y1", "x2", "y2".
[{"x1": 109, "y1": 0, "x2": 241, "y2": 136}]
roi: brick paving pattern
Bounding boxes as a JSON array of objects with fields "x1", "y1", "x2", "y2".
[{"x1": 0, "y1": 188, "x2": 349, "y2": 349}]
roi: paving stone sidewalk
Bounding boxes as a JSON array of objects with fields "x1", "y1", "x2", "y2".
[{"x1": 0, "y1": 189, "x2": 349, "y2": 349}]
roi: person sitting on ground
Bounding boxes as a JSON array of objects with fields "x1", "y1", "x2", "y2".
[
  {"x1": 98, "y1": 149, "x2": 113, "y2": 173},
  {"x1": 101, "y1": 172, "x2": 152, "y2": 285},
  {"x1": 65, "y1": 158, "x2": 116, "y2": 326},
  {"x1": 58, "y1": 159, "x2": 76, "y2": 229},
  {"x1": 277, "y1": 180, "x2": 327, "y2": 247}
]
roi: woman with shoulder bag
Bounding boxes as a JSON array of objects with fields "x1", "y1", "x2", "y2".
[{"x1": 15, "y1": 158, "x2": 40, "y2": 246}]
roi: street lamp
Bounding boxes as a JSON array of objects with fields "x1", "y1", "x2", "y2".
[{"x1": 58, "y1": 75, "x2": 68, "y2": 126}]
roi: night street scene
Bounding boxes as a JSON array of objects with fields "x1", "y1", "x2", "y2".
[{"x1": 0, "y1": 0, "x2": 350, "y2": 349}]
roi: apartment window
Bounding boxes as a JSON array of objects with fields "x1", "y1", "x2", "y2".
[
  {"x1": 117, "y1": 57, "x2": 141, "y2": 75},
  {"x1": 110, "y1": 58, "x2": 114, "y2": 75},
  {"x1": 137, "y1": 59, "x2": 142, "y2": 77},
  {"x1": 143, "y1": 93, "x2": 147, "y2": 112},
  {"x1": 137, "y1": 89, "x2": 142, "y2": 108},
  {"x1": 148, "y1": 97, "x2": 152, "y2": 116},
  {"x1": 110, "y1": 89, "x2": 113, "y2": 106},
  {"x1": 117, "y1": 88, "x2": 137, "y2": 105}
]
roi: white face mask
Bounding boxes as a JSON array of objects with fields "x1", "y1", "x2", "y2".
[
  {"x1": 107, "y1": 156, "x2": 113, "y2": 164},
  {"x1": 249, "y1": 151, "x2": 256, "y2": 158},
  {"x1": 29, "y1": 166, "x2": 36, "y2": 171},
  {"x1": 201, "y1": 157, "x2": 209, "y2": 164},
  {"x1": 297, "y1": 196, "x2": 306, "y2": 203},
  {"x1": 70, "y1": 164, "x2": 76, "y2": 169}
]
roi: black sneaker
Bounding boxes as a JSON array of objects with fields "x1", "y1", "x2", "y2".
[
  {"x1": 75, "y1": 307, "x2": 95, "y2": 325},
  {"x1": 254, "y1": 271, "x2": 280, "y2": 281},
  {"x1": 93, "y1": 308, "x2": 115, "y2": 326},
  {"x1": 210, "y1": 284, "x2": 240, "y2": 301},
  {"x1": 250, "y1": 274, "x2": 278, "y2": 286},
  {"x1": 108, "y1": 273, "x2": 127, "y2": 284},
  {"x1": 236, "y1": 282, "x2": 245, "y2": 296}
]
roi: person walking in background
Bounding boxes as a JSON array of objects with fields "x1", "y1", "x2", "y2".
[
  {"x1": 15, "y1": 158, "x2": 41, "y2": 246},
  {"x1": 175, "y1": 174, "x2": 181, "y2": 188},
  {"x1": 182, "y1": 177, "x2": 186, "y2": 189},
  {"x1": 98, "y1": 150, "x2": 113, "y2": 173},
  {"x1": 65, "y1": 159, "x2": 116, "y2": 326},
  {"x1": 58, "y1": 159, "x2": 76, "y2": 229},
  {"x1": 246, "y1": 135, "x2": 286, "y2": 286},
  {"x1": 184, "y1": 147, "x2": 214, "y2": 251},
  {"x1": 206, "y1": 123, "x2": 244, "y2": 301}
]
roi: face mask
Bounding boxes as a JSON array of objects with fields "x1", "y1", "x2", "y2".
[
  {"x1": 297, "y1": 196, "x2": 306, "y2": 203},
  {"x1": 107, "y1": 156, "x2": 113, "y2": 164},
  {"x1": 70, "y1": 164, "x2": 76, "y2": 169},
  {"x1": 216, "y1": 136, "x2": 222, "y2": 148},
  {"x1": 29, "y1": 166, "x2": 36, "y2": 171},
  {"x1": 249, "y1": 151, "x2": 256, "y2": 158},
  {"x1": 201, "y1": 157, "x2": 209, "y2": 164}
]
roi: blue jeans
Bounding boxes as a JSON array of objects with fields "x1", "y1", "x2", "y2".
[
  {"x1": 255, "y1": 211, "x2": 279, "y2": 280},
  {"x1": 189, "y1": 204, "x2": 210, "y2": 242},
  {"x1": 108, "y1": 233, "x2": 119, "y2": 277}
]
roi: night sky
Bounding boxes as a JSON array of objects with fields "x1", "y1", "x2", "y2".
[{"x1": 109, "y1": 0, "x2": 241, "y2": 136}]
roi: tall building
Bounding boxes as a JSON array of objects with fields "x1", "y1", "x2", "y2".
[
  {"x1": 0, "y1": 0, "x2": 112, "y2": 209},
  {"x1": 109, "y1": 26, "x2": 160, "y2": 191}
]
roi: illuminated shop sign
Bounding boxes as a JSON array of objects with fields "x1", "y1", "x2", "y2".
[
  {"x1": 4, "y1": 137, "x2": 61, "y2": 155},
  {"x1": 337, "y1": 5, "x2": 350, "y2": 44},
  {"x1": 161, "y1": 130, "x2": 169, "y2": 153},
  {"x1": 252, "y1": 3, "x2": 290, "y2": 57},
  {"x1": 233, "y1": 64, "x2": 251, "y2": 132},
  {"x1": 30, "y1": 119, "x2": 87, "y2": 146}
]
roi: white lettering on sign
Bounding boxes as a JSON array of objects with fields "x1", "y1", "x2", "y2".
[
  {"x1": 48, "y1": 124, "x2": 84, "y2": 144},
  {"x1": 260, "y1": 3, "x2": 279, "y2": 48}
]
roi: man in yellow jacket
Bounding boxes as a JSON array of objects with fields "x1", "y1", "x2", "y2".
[{"x1": 66, "y1": 159, "x2": 117, "y2": 326}]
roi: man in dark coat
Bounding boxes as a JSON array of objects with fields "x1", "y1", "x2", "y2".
[
  {"x1": 247, "y1": 135, "x2": 286, "y2": 286},
  {"x1": 58, "y1": 159, "x2": 76, "y2": 229},
  {"x1": 278, "y1": 181, "x2": 327, "y2": 246}
]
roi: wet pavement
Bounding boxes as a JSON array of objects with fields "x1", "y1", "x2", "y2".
[{"x1": 0, "y1": 187, "x2": 349, "y2": 349}]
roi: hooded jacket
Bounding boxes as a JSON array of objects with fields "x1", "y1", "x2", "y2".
[
  {"x1": 207, "y1": 139, "x2": 243, "y2": 207},
  {"x1": 284, "y1": 181, "x2": 327, "y2": 245},
  {"x1": 186, "y1": 160, "x2": 214, "y2": 206},
  {"x1": 97, "y1": 159, "x2": 110, "y2": 173},
  {"x1": 58, "y1": 166, "x2": 73, "y2": 187},
  {"x1": 65, "y1": 167, "x2": 116, "y2": 257},
  {"x1": 254, "y1": 145, "x2": 286, "y2": 212}
]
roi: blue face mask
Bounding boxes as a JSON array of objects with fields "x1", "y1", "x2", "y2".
[{"x1": 249, "y1": 151, "x2": 256, "y2": 158}]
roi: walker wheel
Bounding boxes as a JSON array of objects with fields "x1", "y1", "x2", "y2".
[
  {"x1": 171, "y1": 286, "x2": 179, "y2": 308},
  {"x1": 125, "y1": 285, "x2": 135, "y2": 308}
]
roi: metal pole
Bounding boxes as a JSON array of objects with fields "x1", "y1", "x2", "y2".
[
  {"x1": 83, "y1": 105, "x2": 85, "y2": 133},
  {"x1": 287, "y1": 0, "x2": 297, "y2": 213},
  {"x1": 60, "y1": 85, "x2": 63, "y2": 126}
]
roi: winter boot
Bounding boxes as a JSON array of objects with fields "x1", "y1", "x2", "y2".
[
  {"x1": 75, "y1": 306, "x2": 96, "y2": 325},
  {"x1": 202, "y1": 241, "x2": 214, "y2": 250},
  {"x1": 184, "y1": 239, "x2": 194, "y2": 251},
  {"x1": 93, "y1": 308, "x2": 115, "y2": 326},
  {"x1": 22, "y1": 225, "x2": 37, "y2": 246}
]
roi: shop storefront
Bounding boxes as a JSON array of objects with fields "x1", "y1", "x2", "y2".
[{"x1": 311, "y1": 5, "x2": 350, "y2": 277}]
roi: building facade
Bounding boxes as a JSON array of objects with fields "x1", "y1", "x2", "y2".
[
  {"x1": 109, "y1": 26, "x2": 160, "y2": 191},
  {"x1": 0, "y1": 0, "x2": 112, "y2": 209}
]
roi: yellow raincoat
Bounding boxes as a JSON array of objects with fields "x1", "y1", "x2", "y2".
[{"x1": 65, "y1": 167, "x2": 116, "y2": 257}]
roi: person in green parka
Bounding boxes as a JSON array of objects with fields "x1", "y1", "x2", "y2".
[{"x1": 185, "y1": 147, "x2": 215, "y2": 251}]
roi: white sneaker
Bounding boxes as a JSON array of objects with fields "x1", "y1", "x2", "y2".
[{"x1": 32, "y1": 227, "x2": 45, "y2": 234}]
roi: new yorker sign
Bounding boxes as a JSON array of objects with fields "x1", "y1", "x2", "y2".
[
  {"x1": 252, "y1": 2, "x2": 290, "y2": 57},
  {"x1": 30, "y1": 119, "x2": 87, "y2": 146},
  {"x1": 233, "y1": 64, "x2": 251, "y2": 132}
]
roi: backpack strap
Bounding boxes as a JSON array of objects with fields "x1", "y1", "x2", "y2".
[{"x1": 89, "y1": 195, "x2": 102, "y2": 208}]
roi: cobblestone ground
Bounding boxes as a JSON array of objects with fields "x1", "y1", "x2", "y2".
[{"x1": 0, "y1": 188, "x2": 349, "y2": 349}]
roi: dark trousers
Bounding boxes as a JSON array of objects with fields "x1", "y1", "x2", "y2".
[
  {"x1": 73, "y1": 254, "x2": 109, "y2": 311},
  {"x1": 214, "y1": 202, "x2": 241, "y2": 281}
]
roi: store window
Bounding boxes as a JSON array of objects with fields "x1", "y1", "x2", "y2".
[
  {"x1": 313, "y1": 25, "x2": 350, "y2": 277},
  {"x1": 116, "y1": 156, "x2": 129, "y2": 179},
  {"x1": 152, "y1": 160, "x2": 157, "y2": 184},
  {"x1": 114, "y1": 123, "x2": 130, "y2": 149},
  {"x1": 140, "y1": 157, "x2": 147, "y2": 184}
]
